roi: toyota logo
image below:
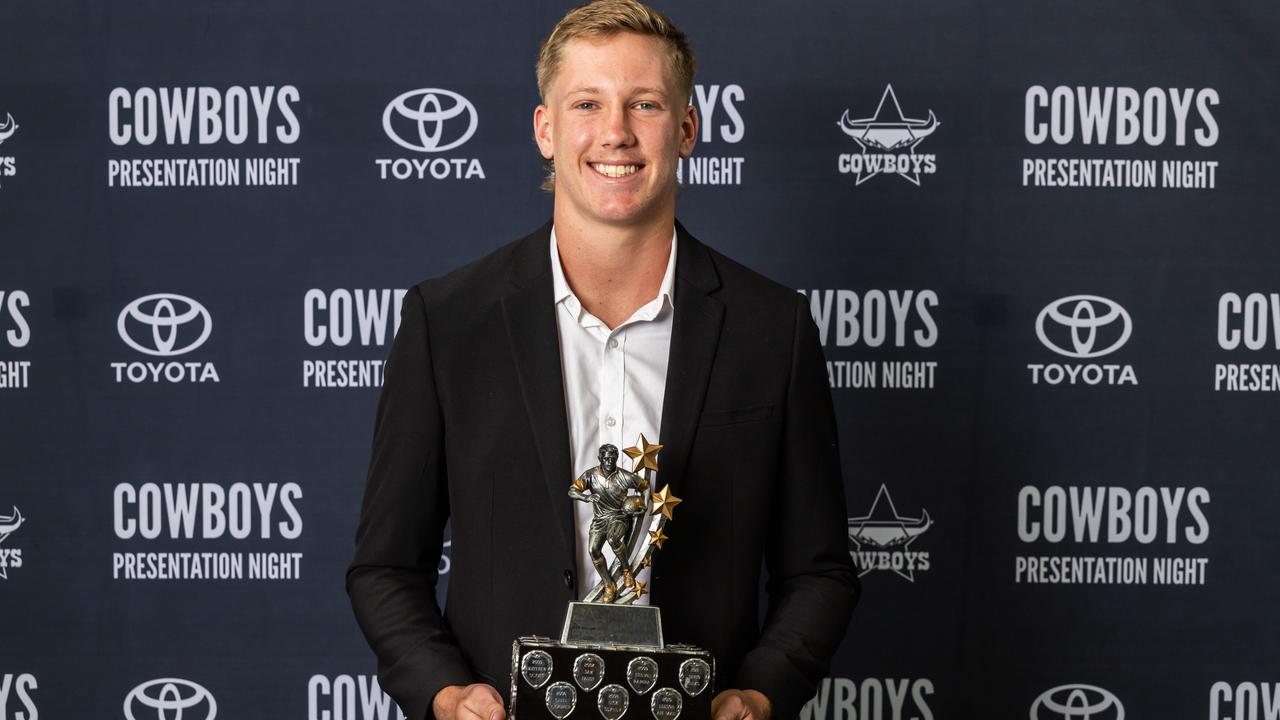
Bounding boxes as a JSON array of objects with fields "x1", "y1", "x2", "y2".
[
  {"x1": 383, "y1": 88, "x2": 478, "y2": 153},
  {"x1": 118, "y1": 293, "x2": 212, "y2": 357},
  {"x1": 1035, "y1": 295, "x2": 1132, "y2": 359},
  {"x1": 439, "y1": 539, "x2": 452, "y2": 575},
  {"x1": 124, "y1": 678, "x2": 217, "y2": 720},
  {"x1": 1031, "y1": 684, "x2": 1124, "y2": 720}
]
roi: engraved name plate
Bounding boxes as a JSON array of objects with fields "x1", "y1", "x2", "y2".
[
  {"x1": 677, "y1": 658, "x2": 710, "y2": 696},
  {"x1": 626, "y1": 656, "x2": 659, "y2": 694},
  {"x1": 521, "y1": 650, "x2": 553, "y2": 689},
  {"x1": 572, "y1": 653, "x2": 605, "y2": 692},
  {"x1": 546, "y1": 682, "x2": 578, "y2": 719},
  {"x1": 650, "y1": 688, "x2": 683, "y2": 720},
  {"x1": 597, "y1": 684, "x2": 630, "y2": 720}
]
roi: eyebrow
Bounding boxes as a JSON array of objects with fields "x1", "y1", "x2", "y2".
[{"x1": 566, "y1": 86, "x2": 669, "y2": 98}]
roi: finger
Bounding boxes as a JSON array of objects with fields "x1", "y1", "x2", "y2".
[
  {"x1": 459, "y1": 696, "x2": 503, "y2": 720},
  {"x1": 712, "y1": 694, "x2": 746, "y2": 720},
  {"x1": 460, "y1": 687, "x2": 505, "y2": 720},
  {"x1": 471, "y1": 684, "x2": 503, "y2": 704},
  {"x1": 461, "y1": 692, "x2": 502, "y2": 711}
]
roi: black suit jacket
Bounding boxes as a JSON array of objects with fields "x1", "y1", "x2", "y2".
[{"x1": 347, "y1": 222, "x2": 858, "y2": 720}]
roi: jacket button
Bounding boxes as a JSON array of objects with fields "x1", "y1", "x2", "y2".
[{"x1": 563, "y1": 569, "x2": 575, "y2": 589}]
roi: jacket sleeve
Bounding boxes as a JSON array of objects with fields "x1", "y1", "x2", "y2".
[
  {"x1": 732, "y1": 293, "x2": 860, "y2": 720},
  {"x1": 346, "y1": 285, "x2": 475, "y2": 720}
]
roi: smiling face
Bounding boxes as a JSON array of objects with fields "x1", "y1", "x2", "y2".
[{"x1": 534, "y1": 32, "x2": 698, "y2": 231}]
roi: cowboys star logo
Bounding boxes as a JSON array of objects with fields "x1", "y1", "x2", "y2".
[
  {"x1": 847, "y1": 485, "x2": 933, "y2": 581},
  {"x1": 836, "y1": 85, "x2": 940, "y2": 186}
]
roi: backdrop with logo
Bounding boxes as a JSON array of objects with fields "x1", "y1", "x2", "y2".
[{"x1": 3, "y1": 1, "x2": 1279, "y2": 719}]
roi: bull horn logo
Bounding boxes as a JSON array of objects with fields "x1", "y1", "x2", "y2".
[
  {"x1": 0, "y1": 506, "x2": 22, "y2": 535},
  {"x1": 837, "y1": 85, "x2": 939, "y2": 151},
  {"x1": 847, "y1": 486, "x2": 932, "y2": 550},
  {"x1": 0, "y1": 506, "x2": 22, "y2": 580},
  {"x1": 0, "y1": 113, "x2": 18, "y2": 145},
  {"x1": 836, "y1": 85, "x2": 940, "y2": 186}
]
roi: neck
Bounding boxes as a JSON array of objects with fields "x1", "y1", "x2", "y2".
[{"x1": 554, "y1": 211, "x2": 674, "y2": 330}]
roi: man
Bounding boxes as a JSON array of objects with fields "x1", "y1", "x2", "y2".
[
  {"x1": 347, "y1": 3, "x2": 858, "y2": 720},
  {"x1": 568, "y1": 443, "x2": 649, "y2": 601}
]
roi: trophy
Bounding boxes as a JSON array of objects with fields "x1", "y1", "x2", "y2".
[{"x1": 509, "y1": 434, "x2": 715, "y2": 720}]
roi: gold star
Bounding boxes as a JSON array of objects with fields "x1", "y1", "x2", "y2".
[
  {"x1": 648, "y1": 526, "x2": 669, "y2": 549},
  {"x1": 633, "y1": 579, "x2": 647, "y2": 598},
  {"x1": 651, "y1": 485, "x2": 683, "y2": 520},
  {"x1": 641, "y1": 554, "x2": 652, "y2": 568},
  {"x1": 624, "y1": 434, "x2": 663, "y2": 473}
]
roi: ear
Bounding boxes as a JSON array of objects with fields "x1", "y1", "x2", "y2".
[
  {"x1": 678, "y1": 103, "x2": 698, "y2": 159},
  {"x1": 534, "y1": 104, "x2": 555, "y2": 160}
]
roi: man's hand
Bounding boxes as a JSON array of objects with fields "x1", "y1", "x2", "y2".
[
  {"x1": 432, "y1": 683, "x2": 505, "y2": 720},
  {"x1": 711, "y1": 689, "x2": 771, "y2": 720}
]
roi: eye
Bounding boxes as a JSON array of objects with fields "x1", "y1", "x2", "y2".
[
  {"x1": 574, "y1": 101, "x2": 597, "y2": 110},
  {"x1": 635, "y1": 101, "x2": 659, "y2": 110}
]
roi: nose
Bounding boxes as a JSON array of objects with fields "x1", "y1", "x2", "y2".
[{"x1": 601, "y1": 104, "x2": 635, "y2": 148}]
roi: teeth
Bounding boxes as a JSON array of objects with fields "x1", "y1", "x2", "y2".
[{"x1": 593, "y1": 163, "x2": 639, "y2": 178}]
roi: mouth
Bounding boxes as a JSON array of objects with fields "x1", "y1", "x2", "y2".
[{"x1": 589, "y1": 162, "x2": 644, "y2": 179}]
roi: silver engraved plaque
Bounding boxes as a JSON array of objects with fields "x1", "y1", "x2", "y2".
[
  {"x1": 650, "y1": 688, "x2": 683, "y2": 720},
  {"x1": 597, "y1": 684, "x2": 630, "y2": 720},
  {"x1": 626, "y1": 656, "x2": 659, "y2": 694},
  {"x1": 521, "y1": 649, "x2": 553, "y2": 689},
  {"x1": 677, "y1": 658, "x2": 711, "y2": 696},
  {"x1": 572, "y1": 653, "x2": 605, "y2": 691},
  {"x1": 546, "y1": 682, "x2": 578, "y2": 719}
]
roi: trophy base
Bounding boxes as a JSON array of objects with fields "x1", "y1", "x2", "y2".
[
  {"x1": 561, "y1": 601, "x2": 664, "y2": 647},
  {"x1": 510, "y1": 603, "x2": 714, "y2": 720}
]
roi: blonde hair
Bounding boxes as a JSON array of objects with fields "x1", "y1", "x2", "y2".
[{"x1": 535, "y1": 0, "x2": 697, "y2": 190}]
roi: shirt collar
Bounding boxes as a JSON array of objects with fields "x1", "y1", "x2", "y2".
[{"x1": 549, "y1": 227, "x2": 678, "y2": 318}]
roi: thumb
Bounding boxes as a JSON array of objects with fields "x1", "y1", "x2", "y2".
[{"x1": 480, "y1": 687, "x2": 505, "y2": 720}]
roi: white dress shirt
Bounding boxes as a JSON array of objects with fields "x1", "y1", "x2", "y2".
[{"x1": 550, "y1": 227, "x2": 677, "y2": 602}]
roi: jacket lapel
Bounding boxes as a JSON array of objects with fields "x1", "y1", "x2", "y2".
[
  {"x1": 656, "y1": 223, "x2": 724, "y2": 503},
  {"x1": 502, "y1": 222, "x2": 577, "y2": 567}
]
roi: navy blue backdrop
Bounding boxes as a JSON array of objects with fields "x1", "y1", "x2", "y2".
[{"x1": 3, "y1": 1, "x2": 1279, "y2": 719}]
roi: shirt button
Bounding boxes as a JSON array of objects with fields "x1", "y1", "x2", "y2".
[
  {"x1": 608, "y1": 338, "x2": 619, "y2": 349},
  {"x1": 564, "y1": 569, "x2": 575, "y2": 589},
  {"x1": 606, "y1": 416, "x2": 617, "y2": 427}
]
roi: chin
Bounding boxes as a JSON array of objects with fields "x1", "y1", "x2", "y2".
[{"x1": 592, "y1": 197, "x2": 662, "y2": 224}]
